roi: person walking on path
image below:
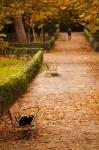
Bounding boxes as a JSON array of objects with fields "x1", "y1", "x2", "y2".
[{"x1": 67, "y1": 27, "x2": 72, "y2": 40}]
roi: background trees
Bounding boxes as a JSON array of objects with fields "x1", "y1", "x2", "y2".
[
  {"x1": 73, "y1": 0, "x2": 99, "y2": 32},
  {"x1": 0, "y1": 0, "x2": 99, "y2": 45},
  {"x1": 0, "y1": 0, "x2": 10, "y2": 48}
]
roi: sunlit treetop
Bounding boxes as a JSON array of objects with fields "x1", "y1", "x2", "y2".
[{"x1": 0, "y1": 0, "x2": 99, "y2": 31}]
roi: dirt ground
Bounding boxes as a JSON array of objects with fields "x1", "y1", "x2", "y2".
[{"x1": 0, "y1": 32, "x2": 99, "y2": 150}]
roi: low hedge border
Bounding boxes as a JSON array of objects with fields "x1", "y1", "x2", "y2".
[
  {"x1": 0, "y1": 47, "x2": 43, "y2": 58},
  {"x1": 84, "y1": 29, "x2": 99, "y2": 52},
  {"x1": 9, "y1": 47, "x2": 43, "y2": 58},
  {"x1": 9, "y1": 35, "x2": 56, "y2": 50},
  {"x1": 10, "y1": 43, "x2": 44, "y2": 48},
  {"x1": 0, "y1": 33, "x2": 58, "y2": 57},
  {"x1": 43, "y1": 36, "x2": 55, "y2": 49},
  {"x1": 0, "y1": 51, "x2": 43, "y2": 112},
  {"x1": 53, "y1": 31, "x2": 59, "y2": 39}
]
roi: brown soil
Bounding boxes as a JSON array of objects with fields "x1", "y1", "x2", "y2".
[{"x1": 0, "y1": 32, "x2": 99, "y2": 150}]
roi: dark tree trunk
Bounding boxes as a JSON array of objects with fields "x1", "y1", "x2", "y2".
[
  {"x1": 43, "y1": 26, "x2": 46, "y2": 42},
  {"x1": 47, "y1": 23, "x2": 55, "y2": 36},
  {"x1": 41, "y1": 26, "x2": 45, "y2": 42},
  {"x1": 14, "y1": 15, "x2": 27, "y2": 43}
]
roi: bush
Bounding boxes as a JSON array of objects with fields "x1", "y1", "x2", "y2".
[
  {"x1": 93, "y1": 30, "x2": 99, "y2": 42},
  {"x1": 0, "y1": 47, "x2": 43, "y2": 58},
  {"x1": 10, "y1": 42, "x2": 44, "y2": 48},
  {"x1": 43, "y1": 36, "x2": 55, "y2": 49},
  {"x1": 10, "y1": 35, "x2": 57, "y2": 50},
  {"x1": 53, "y1": 31, "x2": 59, "y2": 39},
  {"x1": 0, "y1": 34, "x2": 58, "y2": 57},
  {"x1": 84, "y1": 29, "x2": 91, "y2": 40},
  {"x1": 9, "y1": 47, "x2": 43, "y2": 58},
  {"x1": 0, "y1": 36, "x2": 56, "y2": 57},
  {"x1": 0, "y1": 51, "x2": 43, "y2": 111},
  {"x1": 84, "y1": 29, "x2": 99, "y2": 52}
]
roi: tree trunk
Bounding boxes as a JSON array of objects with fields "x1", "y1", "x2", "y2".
[
  {"x1": 13, "y1": 15, "x2": 27, "y2": 43},
  {"x1": 32, "y1": 27, "x2": 36, "y2": 42},
  {"x1": 41, "y1": 27, "x2": 45, "y2": 42},
  {"x1": 27, "y1": 27, "x2": 31, "y2": 44}
]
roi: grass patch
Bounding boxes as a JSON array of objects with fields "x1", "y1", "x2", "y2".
[{"x1": 0, "y1": 58, "x2": 28, "y2": 84}]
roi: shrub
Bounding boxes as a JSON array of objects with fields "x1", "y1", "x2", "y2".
[
  {"x1": 0, "y1": 47, "x2": 43, "y2": 58},
  {"x1": 0, "y1": 34, "x2": 58, "y2": 57},
  {"x1": 84, "y1": 29, "x2": 91, "y2": 40},
  {"x1": 9, "y1": 47, "x2": 43, "y2": 58},
  {"x1": 10, "y1": 43, "x2": 43, "y2": 48},
  {"x1": 93, "y1": 30, "x2": 99, "y2": 42},
  {"x1": 43, "y1": 36, "x2": 55, "y2": 50},
  {"x1": 10, "y1": 35, "x2": 57, "y2": 49},
  {"x1": 84, "y1": 29, "x2": 99, "y2": 52},
  {"x1": 0, "y1": 51, "x2": 43, "y2": 111},
  {"x1": 53, "y1": 31, "x2": 59, "y2": 39}
]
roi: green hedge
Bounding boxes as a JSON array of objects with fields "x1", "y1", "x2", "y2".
[
  {"x1": 0, "y1": 34, "x2": 58, "y2": 58},
  {"x1": 43, "y1": 36, "x2": 55, "y2": 49},
  {"x1": 0, "y1": 47, "x2": 43, "y2": 58},
  {"x1": 9, "y1": 47, "x2": 43, "y2": 57},
  {"x1": 0, "y1": 51, "x2": 43, "y2": 112},
  {"x1": 93, "y1": 30, "x2": 99, "y2": 42},
  {"x1": 84, "y1": 29, "x2": 99, "y2": 52},
  {"x1": 10, "y1": 43, "x2": 44, "y2": 48},
  {"x1": 10, "y1": 36, "x2": 56, "y2": 50},
  {"x1": 53, "y1": 31, "x2": 59, "y2": 39}
]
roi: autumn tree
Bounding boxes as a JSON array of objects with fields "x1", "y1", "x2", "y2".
[
  {"x1": 61, "y1": 0, "x2": 99, "y2": 32},
  {"x1": 0, "y1": 0, "x2": 98, "y2": 45},
  {"x1": 0, "y1": 1, "x2": 9, "y2": 48}
]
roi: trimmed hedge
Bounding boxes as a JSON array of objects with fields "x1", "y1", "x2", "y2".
[
  {"x1": 53, "y1": 31, "x2": 60, "y2": 39},
  {"x1": 10, "y1": 43, "x2": 44, "y2": 48},
  {"x1": 0, "y1": 51, "x2": 43, "y2": 112},
  {"x1": 0, "y1": 47, "x2": 43, "y2": 58},
  {"x1": 84, "y1": 29, "x2": 99, "y2": 52},
  {"x1": 0, "y1": 33, "x2": 58, "y2": 57},
  {"x1": 9, "y1": 36, "x2": 56, "y2": 50},
  {"x1": 43, "y1": 36, "x2": 55, "y2": 49},
  {"x1": 9, "y1": 47, "x2": 43, "y2": 58},
  {"x1": 93, "y1": 30, "x2": 99, "y2": 42}
]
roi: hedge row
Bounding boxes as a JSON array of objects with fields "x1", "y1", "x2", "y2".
[
  {"x1": 93, "y1": 30, "x2": 99, "y2": 42},
  {"x1": 0, "y1": 47, "x2": 43, "y2": 58},
  {"x1": 10, "y1": 42, "x2": 44, "y2": 48},
  {"x1": 10, "y1": 36, "x2": 56, "y2": 50},
  {"x1": 43, "y1": 36, "x2": 55, "y2": 49},
  {"x1": 0, "y1": 33, "x2": 58, "y2": 57},
  {"x1": 84, "y1": 29, "x2": 99, "y2": 52},
  {"x1": 0, "y1": 51, "x2": 43, "y2": 112},
  {"x1": 53, "y1": 31, "x2": 60, "y2": 39},
  {"x1": 9, "y1": 47, "x2": 42, "y2": 57}
]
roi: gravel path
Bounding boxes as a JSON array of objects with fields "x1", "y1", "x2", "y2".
[{"x1": 0, "y1": 32, "x2": 99, "y2": 150}]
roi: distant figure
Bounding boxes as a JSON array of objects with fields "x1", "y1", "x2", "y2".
[{"x1": 67, "y1": 28, "x2": 72, "y2": 40}]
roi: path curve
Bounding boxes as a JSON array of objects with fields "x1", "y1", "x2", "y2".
[{"x1": 0, "y1": 32, "x2": 99, "y2": 150}]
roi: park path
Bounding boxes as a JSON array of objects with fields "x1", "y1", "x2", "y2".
[{"x1": 0, "y1": 32, "x2": 99, "y2": 150}]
